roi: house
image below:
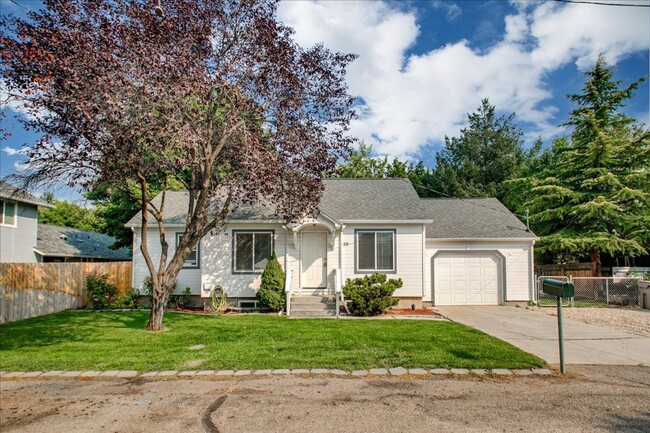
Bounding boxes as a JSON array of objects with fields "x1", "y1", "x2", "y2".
[
  {"x1": 127, "y1": 179, "x2": 538, "y2": 313},
  {"x1": 35, "y1": 224, "x2": 131, "y2": 262},
  {"x1": 0, "y1": 181, "x2": 53, "y2": 263}
]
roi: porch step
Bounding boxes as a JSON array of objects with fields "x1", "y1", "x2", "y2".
[{"x1": 290, "y1": 296, "x2": 337, "y2": 318}]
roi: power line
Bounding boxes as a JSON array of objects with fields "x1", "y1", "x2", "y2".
[
  {"x1": 551, "y1": 0, "x2": 650, "y2": 7},
  {"x1": 8, "y1": 0, "x2": 30, "y2": 10}
]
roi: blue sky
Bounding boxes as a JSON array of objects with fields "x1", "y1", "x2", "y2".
[{"x1": 1, "y1": 0, "x2": 649, "y2": 202}]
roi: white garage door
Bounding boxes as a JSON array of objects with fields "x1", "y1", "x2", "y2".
[{"x1": 434, "y1": 254, "x2": 501, "y2": 305}]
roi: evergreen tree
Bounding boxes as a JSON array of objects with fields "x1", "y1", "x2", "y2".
[
  {"x1": 508, "y1": 56, "x2": 649, "y2": 271},
  {"x1": 256, "y1": 252, "x2": 286, "y2": 311}
]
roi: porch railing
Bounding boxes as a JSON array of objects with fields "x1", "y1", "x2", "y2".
[{"x1": 285, "y1": 269, "x2": 293, "y2": 316}]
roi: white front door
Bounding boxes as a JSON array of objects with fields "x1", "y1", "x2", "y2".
[{"x1": 301, "y1": 232, "x2": 327, "y2": 289}]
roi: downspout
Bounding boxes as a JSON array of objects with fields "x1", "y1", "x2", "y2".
[
  {"x1": 530, "y1": 240, "x2": 536, "y2": 303},
  {"x1": 422, "y1": 223, "x2": 426, "y2": 299}
]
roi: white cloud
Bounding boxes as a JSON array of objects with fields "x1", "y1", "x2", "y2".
[
  {"x1": 2, "y1": 146, "x2": 25, "y2": 156},
  {"x1": 431, "y1": 1, "x2": 462, "y2": 22},
  {"x1": 278, "y1": 0, "x2": 649, "y2": 159}
]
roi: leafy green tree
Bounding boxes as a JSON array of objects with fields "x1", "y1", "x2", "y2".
[
  {"x1": 335, "y1": 143, "x2": 389, "y2": 178},
  {"x1": 256, "y1": 252, "x2": 286, "y2": 311},
  {"x1": 433, "y1": 98, "x2": 538, "y2": 199},
  {"x1": 507, "y1": 56, "x2": 649, "y2": 270},
  {"x1": 39, "y1": 200, "x2": 102, "y2": 232}
]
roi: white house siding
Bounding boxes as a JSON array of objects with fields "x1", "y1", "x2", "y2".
[
  {"x1": 425, "y1": 240, "x2": 534, "y2": 304},
  {"x1": 0, "y1": 202, "x2": 38, "y2": 263},
  {"x1": 340, "y1": 224, "x2": 425, "y2": 298},
  {"x1": 132, "y1": 228, "x2": 202, "y2": 295},
  {"x1": 200, "y1": 223, "x2": 286, "y2": 298}
]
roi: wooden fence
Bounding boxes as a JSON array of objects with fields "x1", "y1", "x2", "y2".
[
  {"x1": 535, "y1": 262, "x2": 597, "y2": 278},
  {"x1": 0, "y1": 261, "x2": 132, "y2": 324}
]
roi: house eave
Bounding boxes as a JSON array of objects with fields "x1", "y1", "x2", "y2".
[
  {"x1": 340, "y1": 219, "x2": 433, "y2": 224},
  {"x1": 426, "y1": 237, "x2": 540, "y2": 242}
]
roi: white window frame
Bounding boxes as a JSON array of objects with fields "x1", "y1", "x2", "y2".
[
  {"x1": 232, "y1": 230, "x2": 274, "y2": 274},
  {"x1": 355, "y1": 229, "x2": 396, "y2": 273},
  {"x1": 175, "y1": 233, "x2": 200, "y2": 269},
  {"x1": 0, "y1": 200, "x2": 17, "y2": 227},
  {"x1": 237, "y1": 300, "x2": 259, "y2": 309}
]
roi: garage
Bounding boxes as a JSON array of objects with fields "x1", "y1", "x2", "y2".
[{"x1": 433, "y1": 253, "x2": 502, "y2": 305}]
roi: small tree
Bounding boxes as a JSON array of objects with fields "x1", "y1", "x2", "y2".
[
  {"x1": 256, "y1": 252, "x2": 286, "y2": 311},
  {"x1": 342, "y1": 273, "x2": 401, "y2": 316}
]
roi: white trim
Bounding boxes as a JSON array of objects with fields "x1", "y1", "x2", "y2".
[
  {"x1": 341, "y1": 219, "x2": 433, "y2": 224},
  {"x1": 237, "y1": 300, "x2": 259, "y2": 309},
  {"x1": 356, "y1": 229, "x2": 396, "y2": 273},
  {"x1": 0, "y1": 199, "x2": 17, "y2": 227},
  {"x1": 426, "y1": 237, "x2": 540, "y2": 242}
]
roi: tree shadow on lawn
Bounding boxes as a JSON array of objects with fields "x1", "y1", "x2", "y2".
[{"x1": 0, "y1": 311, "x2": 148, "y2": 351}]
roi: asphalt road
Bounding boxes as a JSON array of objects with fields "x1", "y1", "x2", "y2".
[{"x1": 1, "y1": 366, "x2": 649, "y2": 433}]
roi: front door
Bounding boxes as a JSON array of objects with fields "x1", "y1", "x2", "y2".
[{"x1": 301, "y1": 232, "x2": 327, "y2": 289}]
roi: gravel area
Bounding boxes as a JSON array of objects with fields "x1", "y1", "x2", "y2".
[{"x1": 542, "y1": 307, "x2": 650, "y2": 337}]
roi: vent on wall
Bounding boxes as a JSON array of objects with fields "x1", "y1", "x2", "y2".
[{"x1": 237, "y1": 300, "x2": 258, "y2": 309}]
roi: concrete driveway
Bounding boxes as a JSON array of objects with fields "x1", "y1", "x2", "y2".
[{"x1": 434, "y1": 306, "x2": 650, "y2": 366}]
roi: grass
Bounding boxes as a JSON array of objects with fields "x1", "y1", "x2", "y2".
[{"x1": 0, "y1": 311, "x2": 544, "y2": 371}]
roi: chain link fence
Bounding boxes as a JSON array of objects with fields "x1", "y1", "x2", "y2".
[{"x1": 536, "y1": 276, "x2": 641, "y2": 307}]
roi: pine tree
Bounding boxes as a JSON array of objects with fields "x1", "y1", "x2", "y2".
[
  {"x1": 510, "y1": 56, "x2": 650, "y2": 271},
  {"x1": 256, "y1": 252, "x2": 286, "y2": 311}
]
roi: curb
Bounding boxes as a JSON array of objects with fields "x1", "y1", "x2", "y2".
[{"x1": 0, "y1": 368, "x2": 554, "y2": 380}]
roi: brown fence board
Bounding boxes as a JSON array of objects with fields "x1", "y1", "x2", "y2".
[
  {"x1": 0, "y1": 261, "x2": 132, "y2": 323},
  {"x1": 535, "y1": 262, "x2": 597, "y2": 278}
]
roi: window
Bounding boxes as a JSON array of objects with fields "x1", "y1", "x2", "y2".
[
  {"x1": 176, "y1": 233, "x2": 199, "y2": 268},
  {"x1": 356, "y1": 230, "x2": 395, "y2": 272},
  {"x1": 232, "y1": 231, "x2": 273, "y2": 273},
  {"x1": 0, "y1": 200, "x2": 16, "y2": 226},
  {"x1": 237, "y1": 300, "x2": 259, "y2": 309}
]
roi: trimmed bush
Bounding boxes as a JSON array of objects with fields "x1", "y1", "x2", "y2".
[
  {"x1": 167, "y1": 287, "x2": 193, "y2": 309},
  {"x1": 342, "y1": 273, "x2": 401, "y2": 316},
  {"x1": 86, "y1": 273, "x2": 118, "y2": 310},
  {"x1": 111, "y1": 288, "x2": 140, "y2": 309},
  {"x1": 256, "y1": 252, "x2": 286, "y2": 311}
]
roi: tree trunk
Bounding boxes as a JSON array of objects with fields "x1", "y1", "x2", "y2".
[
  {"x1": 146, "y1": 292, "x2": 166, "y2": 331},
  {"x1": 591, "y1": 249, "x2": 602, "y2": 277}
]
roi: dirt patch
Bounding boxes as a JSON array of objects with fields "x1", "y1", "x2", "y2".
[
  {"x1": 385, "y1": 308, "x2": 440, "y2": 316},
  {"x1": 542, "y1": 306, "x2": 650, "y2": 337}
]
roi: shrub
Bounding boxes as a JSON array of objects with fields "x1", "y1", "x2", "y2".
[
  {"x1": 111, "y1": 288, "x2": 140, "y2": 309},
  {"x1": 342, "y1": 273, "x2": 401, "y2": 316},
  {"x1": 86, "y1": 273, "x2": 118, "y2": 310},
  {"x1": 167, "y1": 287, "x2": 193, "y2": 309},
  {"x1": 142, "y1": 275, "x2": 177, "y2": 305},
  {"x1": 256, "y1": 252, "x2": 286, "y2": 311}
]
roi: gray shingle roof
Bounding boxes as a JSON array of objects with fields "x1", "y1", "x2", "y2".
[
  {"x1": 125, "y1": 179, "x2": 432, "y2": 226},
  {"x1": 36, "y1": 224, "x2": 132, "y2": 260},
  {"x1": 422, "y1": 198, "x2": 538, "y2": 240},
  {"x1": 0, "y1": 181, "x2": 54, "y2": 208}
]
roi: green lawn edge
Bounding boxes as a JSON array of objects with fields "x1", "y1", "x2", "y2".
[{"x1": 0, "y1": 311, "x2": 545, "y2": 371}]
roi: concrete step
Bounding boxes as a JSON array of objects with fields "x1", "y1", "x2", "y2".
[
  {"x1": 291, "y1": 296, "x2": 334, "y2": 304},
  {"x1": 290, "y1": 310, "x2": 337, "y2": 318},
  {"x1": 290, "y1": 303, "x2": 336, "y2": 312}
]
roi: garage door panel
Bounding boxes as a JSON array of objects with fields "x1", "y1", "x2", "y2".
[{"x1": 434, "y1": 253, "x2": 501, "y2": 306}]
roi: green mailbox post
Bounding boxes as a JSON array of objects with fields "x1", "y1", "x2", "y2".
[{"x1": 542, "y1": 279, "x2": 574, "y2": 374}]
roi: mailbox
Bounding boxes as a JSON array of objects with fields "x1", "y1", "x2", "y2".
[{"x1": 542, "y1": 279, "x2": 574, "y2": 298}]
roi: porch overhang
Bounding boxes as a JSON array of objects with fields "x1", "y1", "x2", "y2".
[{"x1": 283, "y1": 213, "x2": 340, "y2": 247}]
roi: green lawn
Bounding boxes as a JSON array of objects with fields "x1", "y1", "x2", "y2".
[{"x1": 0, "y1": 311, "x2": 544, "y2": 371}]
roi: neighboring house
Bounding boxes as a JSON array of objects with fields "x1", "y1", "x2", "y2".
[
  {"x1": 35, "y1": 224, "x2": 131, "y2": 263},
  {"x1": 127, "y1": 179, "x2": 538, "y2": 310},
  {"x1": 0, "y1": 181, "x2": 53, "y2": 263}
]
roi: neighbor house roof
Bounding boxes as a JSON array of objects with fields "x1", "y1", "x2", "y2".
[
  {"x1": 35, "y1": 224, "x2": 131, "y2": 260},
  {"x1": 0, "y1": 181, "x2": 54, "y2": 208},
  {"x1": 422, "y1": 198, "x2": 538, "y2": 240},
  {"x1": 125, "y1": 179, "x2": 433, "y2": 227}
]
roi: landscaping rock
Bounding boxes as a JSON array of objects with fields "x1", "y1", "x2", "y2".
[
  {"x1": 1, "y1": 372, "x2": 25, "y2": 378},
  {"x1": 60, "y1": 371, "x2": 82, "y2": 377},
  {"x1": 491, "y1": 369, "x2": 513, "y2": 376},
  {"x1": 291, "y1": 369, "x2": 310, "y2": 375},
  {"x1": 430, "y1": 368, "x2": 450, "y2": 375},
  {"x1": 141, "y1": 372, "x2": 159, "y2": 377},
  {"x1": 157, "y1": 370, "x2": 179, "y2": 377},
  {"x1": 99, "y1": 371, "x2": 120, "y2": 377},
  {"x1": 178, "y1": 371, "x2": 197, "y2": 377},
  {"x1": 408, "y1": 368, "x2": 428, "y2": 376},
  {"x1": 351, "y1": 370, "x2": 368, "y2": 376},
  {"x1": 21, "y1": 372, "x2": 44, "y2": 378},
  {"x1": 450, "y1": 368, "x2": 469, "y2": 375},
  {"x1": 215, "y1": 370, "x2": 235, "y2": 376},
  {"x1": 272, "y1": 369, "x2": 290, "y2": 375},
  {"x1": 330, "y1": 369, "x2": 347, "y2": 376},
  {"x1": 253, "y1": 370, "x2": 272, "y2": 375},
  {"x1": 310, "y1": 369, "x2": 330, "y2": 375},
  {"x1": 117, "y1": 371, "x2": 138, "y2": 378},
  {"x1": 80, "y1": 371, "x2": 102, "y2": 378},
  {"x1": 513, "y1": 369, "x2": 533, "y2": 376},
  {"x1": 389, "y1": 367, "x2": 408, "y2": 376},
  {"x1": 532, "y1": 368, "x2": 553, "y2": 375},
  {"x1": 234, "y1": 370, "x2": 251, "y2": 376},
  {"x1": 196, "y1": 370, "x2": 216, "y2": 376},
  {"x1": 471, "y1": 369, "x2": 489, "y2": 376},
  {"x1": 368, "y1": 368, "x2": 389, "y2": 375}
]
